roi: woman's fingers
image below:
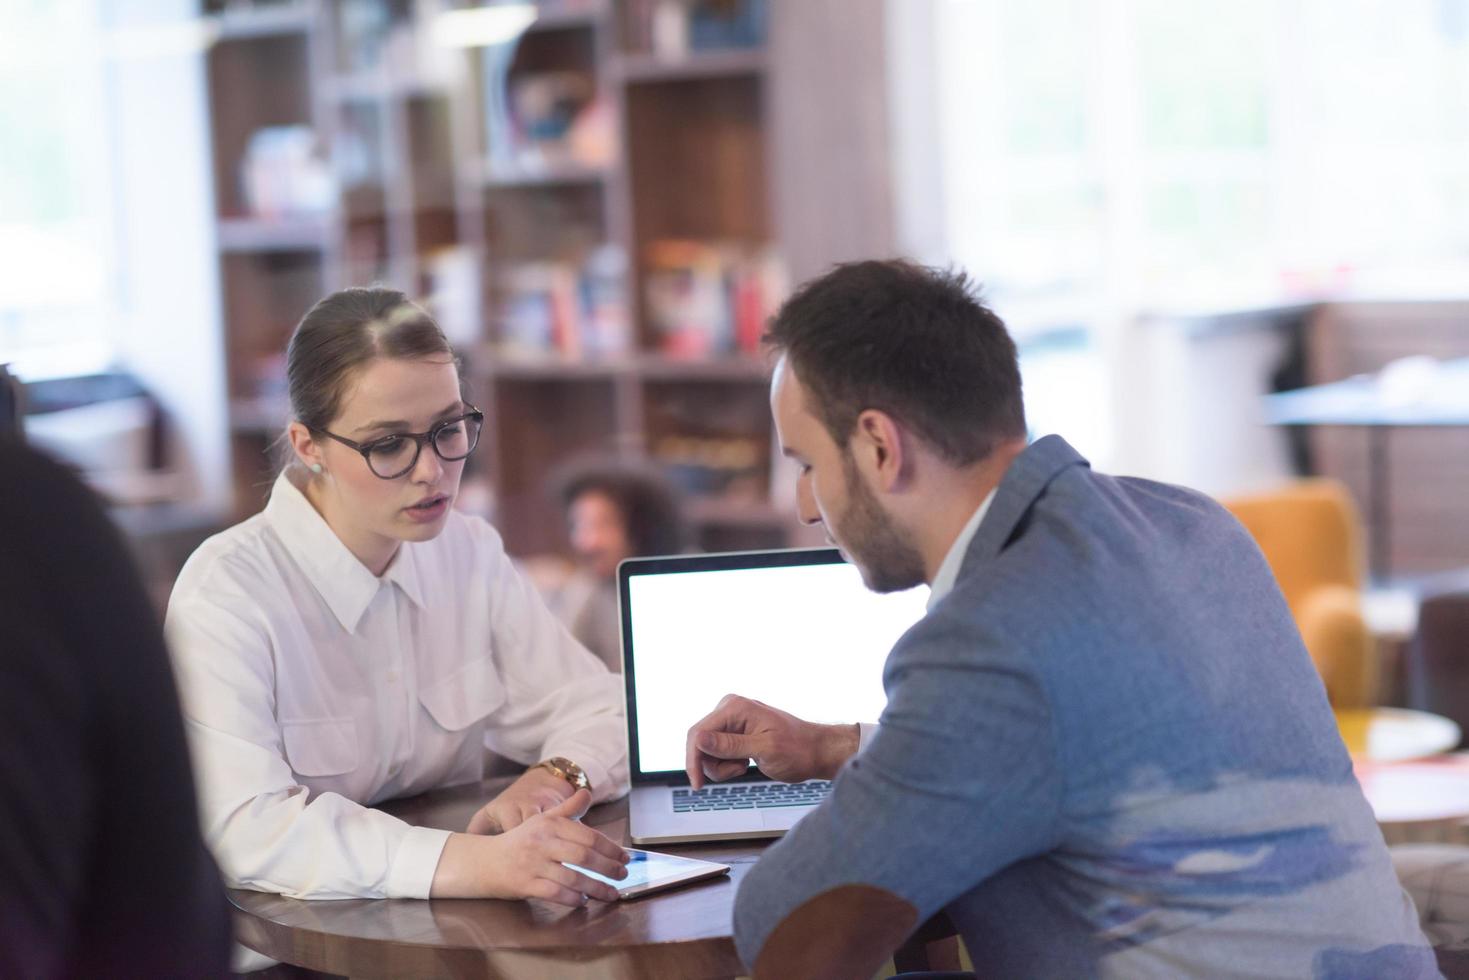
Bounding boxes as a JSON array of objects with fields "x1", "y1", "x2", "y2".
[
  {"x1": 526, "y1": 876, "x2": 592, "y2": 908},
  {"x1": 551, "y1": 817, "x2": 631, "y2": 865},
  {"x1": 548, "y1": 788, "x2": 593, "y2": 820},
  {"x1": 550, "y1": 839, "x2": 628, "y2": 881},
  {"x1": 466, "y1": 805, "x2": 502, "y2": 836},
  {"x1": 543, "y1": 860, "x2": 621, "y2": 903},
  {"x1": 497, "y1": 791, "x2": 632, "y2": 905}
]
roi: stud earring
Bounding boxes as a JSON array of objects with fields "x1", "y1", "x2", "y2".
[{"x1": 310, "y1": 463, "x2": 323, "y2": 474}]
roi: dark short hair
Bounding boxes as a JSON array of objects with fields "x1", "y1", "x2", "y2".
[
  {"x1": 557, "y1": 461, "x2": 688, "y2": 558},
  {"x1": 764, "y1": 260, "x2": 1026, "y2": 465}
]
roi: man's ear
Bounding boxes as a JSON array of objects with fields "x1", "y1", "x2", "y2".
[
  {"x1": 286, "y1": 421, "x2": 323, "y2": 472},
  {"x1": 852, "y1": 409, "x2": 910, "y2": 493}
]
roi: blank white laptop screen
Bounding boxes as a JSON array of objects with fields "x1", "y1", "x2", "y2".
[{"x1": 624, "y1": 554, "x2": 929, "y2": 776}]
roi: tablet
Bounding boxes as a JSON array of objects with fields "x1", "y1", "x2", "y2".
[{"x1": 566, "y1": 848, "x2": 731, "y2": 900}]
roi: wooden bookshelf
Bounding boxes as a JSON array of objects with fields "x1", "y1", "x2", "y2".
[
  {"x1": 216, "y1": 216, "x2": 332, "y2": 253},
  {"x1": 203, "y1": 0, "x2": 893, "y2": 552},
  {"x1": 482, "y1": 161, "x2": 610, "y2": 188},
  {"x1": 614, "y1": 48, "x2": 767, "y2": 83}
]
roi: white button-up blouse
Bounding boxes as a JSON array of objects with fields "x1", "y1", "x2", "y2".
[{"x1": 165, "y1": 472, "x2": 628, "y2": 901}]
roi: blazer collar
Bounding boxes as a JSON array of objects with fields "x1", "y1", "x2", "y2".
[{"x1": 960, "y1": 434, "x2": 1090, "y2": 571}]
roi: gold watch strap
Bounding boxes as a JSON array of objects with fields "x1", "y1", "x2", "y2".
[{"x1": 537, "y1": 756, "x2": 591, "y2": 794}]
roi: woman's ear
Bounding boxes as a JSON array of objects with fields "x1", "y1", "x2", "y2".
[{"x1": 287, "y1": 421, "x2": 324, "y2": 475}]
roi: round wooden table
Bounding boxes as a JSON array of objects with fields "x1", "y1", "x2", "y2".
[
  {"x1": 1354, "y1": 754, "x2": 1469, "y2": 846},
  {"x1": 1335, "y1": 706, "x2": 1461, "y2": 762},
  {"x1": 229, "y1": 777, "x2": 767, "y2": 979}
]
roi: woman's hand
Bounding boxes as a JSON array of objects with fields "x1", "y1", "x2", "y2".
[
  {"x1": 431, "y1": 790, "x2": 630, "y2": 905},
  {"x1": 467, "y1": 765, "x2": 576, "y2": 835}
]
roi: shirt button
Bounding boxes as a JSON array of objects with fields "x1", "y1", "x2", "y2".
[{"x1": 386, "y1": 671, "x2": 399, "y2": 683}]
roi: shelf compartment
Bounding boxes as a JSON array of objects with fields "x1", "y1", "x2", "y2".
[
  {"x1": 492, "y1": 377, "x2": 621, "y2": 555},
  {"x1": 207, "y1": 30, "x2": 315, "y2": 219},
  {"x1": 219, "y1": 250, "x2": 324, "y2": 400}
]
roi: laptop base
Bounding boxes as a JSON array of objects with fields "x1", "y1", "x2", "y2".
[{"x1": 628, "y1": 783, "x2": 815, "y2": 845}]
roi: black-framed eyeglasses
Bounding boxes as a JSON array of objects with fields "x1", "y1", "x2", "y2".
[{"x1": 315, "y1": 408, "x2": 485, "y2": 480}]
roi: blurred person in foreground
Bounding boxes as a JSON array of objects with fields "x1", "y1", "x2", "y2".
[
  {"x1": 683, "y1": 260, "x2": 1437, "y2": 979},
  {"x1": 0, "y1": 439, "x2": 231, "y2": 978},
  {"x1": 549, "y1": 461, "x2": 689, "y2": 671}
]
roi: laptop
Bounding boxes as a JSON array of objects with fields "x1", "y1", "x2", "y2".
[{"x1": 620, "y1": 547, "x2": 929, "y2": 845}]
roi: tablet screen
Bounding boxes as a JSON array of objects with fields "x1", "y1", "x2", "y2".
[{"x1": 565, "y1": 848, "x2": 730, "y2": 899}]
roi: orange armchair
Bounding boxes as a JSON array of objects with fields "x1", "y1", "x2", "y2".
[{"x1": 1223, "y1": 479, "x2": 1377, "y2": 708}]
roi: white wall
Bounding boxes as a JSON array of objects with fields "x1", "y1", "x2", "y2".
[
  {"x1": 884, "y1": 0, "x2": 948, "y2": 265},
  {"x1": 103, "y1": 1, "x2": 229, "y2": 513},
  {"x1": 1114, "y1": 311, "x2": 1296, "y2": 495}
]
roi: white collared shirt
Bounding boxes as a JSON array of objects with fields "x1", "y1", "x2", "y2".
[
  {"x1": 925, "y1": 488, "x2": 998, "y2": 611},
  {"x1": 165, "y1": 472, "x2": 627, "y2": 901},
  {"x1": 855, "y1": 488, "x2": 997, "y2": 752}
]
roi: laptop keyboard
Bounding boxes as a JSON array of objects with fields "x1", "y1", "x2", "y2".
[{"x1": 671, "y1": 781, "x2": 833, "y2": 812}]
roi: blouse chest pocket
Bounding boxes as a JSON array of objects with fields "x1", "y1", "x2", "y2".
[
  {"x1": 418, "y1": 656, "x2": 507, "y2": 732},
  {"x1": 281, "y1": 717, "x2": 359, "y2": 778}
]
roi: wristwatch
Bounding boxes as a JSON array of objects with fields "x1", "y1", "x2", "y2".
[{"x1": 536, "y1": 756, "x2": 592, "y2": 794}]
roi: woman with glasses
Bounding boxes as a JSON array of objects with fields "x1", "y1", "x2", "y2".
[{"x1": 164, "y1": 288, "x2": 631, "y2": 934}]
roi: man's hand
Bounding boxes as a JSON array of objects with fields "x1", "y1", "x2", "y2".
[
  {"x1": 684, "y1": 694, "x2": 860, "y2": 790},
  {"x1": 466, "y1": 765, "x2": 577, "y2": 835},
  {"x1": 432, "y1": 790, "x2": 632, "y2": 905}
]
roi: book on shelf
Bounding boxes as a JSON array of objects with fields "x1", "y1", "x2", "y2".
[
  {"x1": 240, "y1": 125, "x2": 334, "y2": 218},
  {"x1": 643, "y1": 239, "x2": 786, "y2": 359},
  {"x1": 335, "y1": 0, "x2": 394, "y2": 73},
  {"x1": 481, "y1": 47, "x2": 612, "y2": 179},
  {"x1": 687, "y1": 0, "x2": 766, "y2": 51},
  {"x1": 653, "y1": 433, "x2": 765, "y2": 499},
  {"x1": 422, "y1": 246, "x2": 483, "y2": 348},
  {"x1": 623, "y1": 0, "x2": 768, "y2": 58},
  {"x1": 496, "y1": 244, "x2": 630, "y2": 359}
]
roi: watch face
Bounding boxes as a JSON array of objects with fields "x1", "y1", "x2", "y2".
[{"x1": 545, "y1": 757, "x2": 590, "y2": 791}]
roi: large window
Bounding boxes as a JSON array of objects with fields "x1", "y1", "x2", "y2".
[
  {"x1": 0, "y1": 1, "x2": 116, "y2": 375},
  {"x1": 935, "y1": 0, "x2": 1469, "y2": 312},
  {"x1": 930, "y1": 0, "x2": 1469, "y2": 468}
]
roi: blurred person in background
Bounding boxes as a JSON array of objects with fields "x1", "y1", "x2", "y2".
[
  {"x1": 0, "y1": 440, "x2": 232, "y2": 978},
  {"x1": 549, "y1": 461, "x2": 690, "y2": 671},
  {"x1": 163, "y1": 288, "x2": 631, "y2": 968}
]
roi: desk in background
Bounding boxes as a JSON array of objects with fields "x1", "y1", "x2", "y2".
[
  {"x1": 1338, "y1": 707, "x2": 1469, "y2": 846},
  {"x1": 1265, "y1": 357, "x2": 1469, "y2": 577}
]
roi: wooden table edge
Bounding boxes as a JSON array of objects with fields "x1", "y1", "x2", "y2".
[{"x1": 229, "y1": 890, "x2": 746, "y2": 979}]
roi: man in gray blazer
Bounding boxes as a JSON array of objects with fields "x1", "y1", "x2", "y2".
[{"x1": 684, "y1": 260, "x2": 1436, "y2": 978}]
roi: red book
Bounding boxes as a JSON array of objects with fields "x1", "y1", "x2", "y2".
[{"x1": 733, "y1": 267, "x2": 764, "y2": 354}]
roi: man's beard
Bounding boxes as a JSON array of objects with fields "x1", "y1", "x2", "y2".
[{"x1": 833, "y1": 451, "x2": 927, "y2": 594}]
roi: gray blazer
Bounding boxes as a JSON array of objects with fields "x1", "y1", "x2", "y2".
[{"x1": 734, "y1": 435, "x2": 1435, "y2": 978}]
